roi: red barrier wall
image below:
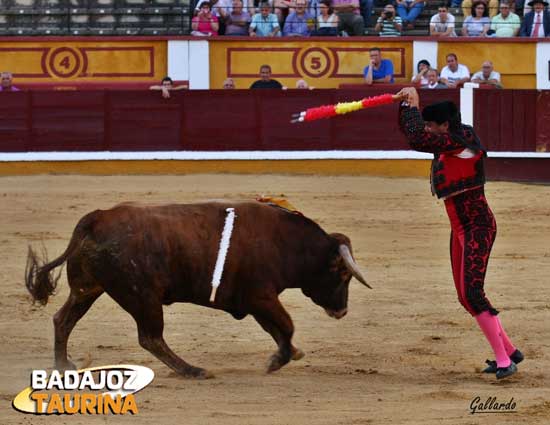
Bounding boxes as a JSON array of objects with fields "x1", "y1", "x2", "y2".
[
  {"x1": 1, "y1": 88, "x2": 548, "y2": 154},
  {"x1": 0, "y1": 88, "x2": 461, "y2": 153}
]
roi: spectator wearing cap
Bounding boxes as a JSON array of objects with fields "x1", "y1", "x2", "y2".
[
  {"x1": 490, "y1": 1, "x2": 520, "y2": 37},
  {"x1": 0, "y1": 71, "x2": 20, "y2": 92},
  {"x1": 520, "y1": 0, "x2": 550, "y2": 37}
]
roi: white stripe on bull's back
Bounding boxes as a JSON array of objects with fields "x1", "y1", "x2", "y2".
[{"x1": 210, "y1": 208, "x2": 236, "y2": 303}]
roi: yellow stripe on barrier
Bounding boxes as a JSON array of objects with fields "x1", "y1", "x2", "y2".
[{"x1": 0, "y1": 160, "x2": 431, "y2": 177}]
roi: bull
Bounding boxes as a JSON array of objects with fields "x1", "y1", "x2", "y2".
[{"x1": 25, "y1": 201, "x2": 369, "y2": 378}]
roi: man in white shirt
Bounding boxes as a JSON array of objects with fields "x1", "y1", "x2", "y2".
[
  {"x1": 439, "y1": 53, "x2": 470, "y2": 88},
  {"x1": 520, "y1": 0, "x2": 550, "y2": 37},
  {"x1": 471, "y1": 61, "x2": 503, "y2": 88},
  {"x1": 429, "y1": 6, "x2": 457, "y2": 37}
]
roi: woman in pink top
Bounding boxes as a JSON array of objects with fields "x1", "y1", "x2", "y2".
[{"x1": 191, "y1": 2, "x2": 219, "y2": 36}]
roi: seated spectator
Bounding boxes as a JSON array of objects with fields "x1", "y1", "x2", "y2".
[
  {"x1": 295, "y1": 79, "x2": 314, "y2": 89},
  {"x1": 225, "y1": 0, "x2": 251, "y2": 35},
  {"x1": 192, "y1": 2, "x2": 220, "y2": 36},
  {"x1": 422, "y1": 68, "x2": 448, "y2": 89},
  {"x1": 250, "y1": 64, "x2": 284, "y2": 88},
  {"x1": 411, "y1": 59, "x2": 431, "y2": 87},
  {"x1": 0, "y1": 71, "x2": 19, "y2": 92},
  {"x1": 396, "y1": 0, "x2": 425, "y2": 30},
  {"x1": 150, "y1": 77, "x2": 188, "y2": 99},
  {"x1": 283, "y1": 0, "x2": 314, "y2": 36},
  {"x1": 360, "y1": 0, "x2": 374, "y2": 27},
  {"x1": 471, "y1": 60, "x2": 503, "y2": 87},
  {"x1": 333, "y1": 0, "x2": 365, "y2": 36},
  {"x1": 429, "y1": 6, "x2": 457, "y2": 37},
  {"x1": 223, "y1": 78, "x2": 236, "y2": 88},
  {"x1": 273, "y1": 0, "x2": 292, "y2": 25},
  {"x1": 314, "y1": 0, "x2": 339, "y2": 36},
  {"x1": 375, "y1": 4, "x2": 403, "y2": 37},
  {"x1": 250, "y1": 3, "x2": 281, "y2": 36},
  {"x1": 491, "y1": 1, "x2": 520, "y2": 37},
  {"x1": 520, "y1": 0, "x2": 550, "y2": 37},
  {"x1": 364, "y1": 47, "x2": 394, "y2": 84},
  {"x1": 462, "y1": 1, "x2": 491, "y2": 36},
  {"x1": 462, "y1": 0, "x2": 499, "y2": 18},
  {"x1": 440, "y1": 53, "x2": 470, "y2": 88}
]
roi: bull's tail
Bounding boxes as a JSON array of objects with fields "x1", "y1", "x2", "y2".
[{"x1": 25, "y1": 213, "x2": 94, "y2": 305}]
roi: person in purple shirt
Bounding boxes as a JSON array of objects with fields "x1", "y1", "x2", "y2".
[
  {"x1": 363, "y1": 47, "x2": 395, "y2": 84},
  {"x1": 0, "y1": 72, "x2": 20, "y2": 91},
  {"x1": 283, "y1": 0, "x2": 314, "y2": 36}
]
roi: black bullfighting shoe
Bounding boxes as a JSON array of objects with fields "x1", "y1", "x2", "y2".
[
  {"x1": 482, "y1": 349, "x2": 524, "y2": 373},
  {"x1": 496, "y1": 362, "x2": 518, "y2": 380}
]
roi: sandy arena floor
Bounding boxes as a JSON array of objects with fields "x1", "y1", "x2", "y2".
[{"x1": 1, "y1": 174, "x2": 549, "y2": 424}]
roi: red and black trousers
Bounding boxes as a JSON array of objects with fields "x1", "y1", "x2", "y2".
[{"x1": 444, "y1": 187, "x2": 498, "y2": 316}]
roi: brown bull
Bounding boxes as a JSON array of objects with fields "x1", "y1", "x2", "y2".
[{"x1": 25, "y1": 201, "x2": 369, "y2": 378}]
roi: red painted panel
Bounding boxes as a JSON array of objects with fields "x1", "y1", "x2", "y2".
[
  {"x1": 30, "y1": 91, "x2": 105, "y2": 151},
  {"x1": 182, "y1": 90, "x2": 259, "y2": 150},
  {"x1": 535, "y1": 91, "x2": 550, "y2": 152},
  {"x1": 474, "y1": 89, "x2": 537, "y2": 152},
  {"x1": 486, "y1": 158, "x2": 550, "y2": 182},
  {"x1": 108, "y1": 91, "x2": 182, "y2": 151},
  {"x1": 0, "y1": 92, "x2": 29, "y2": 152}
]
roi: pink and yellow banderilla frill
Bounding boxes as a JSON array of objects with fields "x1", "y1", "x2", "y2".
[{"x1": 291, "y1": 93, "x2": 400, "y2": 123}]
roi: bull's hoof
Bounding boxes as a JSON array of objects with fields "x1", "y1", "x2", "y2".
[
  {"x1": 184, "y1": 367, "x2": 214, "y2": 379},
  {"x1": 266, "y1": 353, "x2": 290, "y2": 373},
  {"x1": 291, "y1": 347, "x2": 305, "y2": 361}
]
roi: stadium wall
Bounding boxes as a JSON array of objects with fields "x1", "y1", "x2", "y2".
[
  {"x1": 1, "y1": 37, "x2": 550, "y2": 90},
  {"x1": 1, "y1": 88, "x2": 549, "y2": 182}
]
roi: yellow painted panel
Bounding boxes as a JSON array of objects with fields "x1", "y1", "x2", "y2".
[
  {"x1": 437, "y1": 42, "x2": 536, "y2": 88},
  {"x1": 210, "y1": 40, "x2": 413, "y2": 89},
  {"x1": 0, "y1": 41, "x2": 167, "y2": 82}
]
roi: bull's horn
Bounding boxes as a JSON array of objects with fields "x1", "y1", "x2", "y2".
[{"x1": 339, "y1": 245, "x2": 371, "y2": 289}]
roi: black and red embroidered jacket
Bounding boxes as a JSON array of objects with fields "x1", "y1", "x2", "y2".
[{"x1": 399, "y1": 104, "x2": 486, "y2": 199}]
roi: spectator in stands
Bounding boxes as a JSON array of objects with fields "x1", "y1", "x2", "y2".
[
  {"x1": 274, "y1": 0, "x2": 292, "y2": 25},
  {"x1": 295, "y1": 79, "x2": 314, "y2": 89},
  {"x1": 192, "y1": 2, "x2": 220, "y2": 36},
  {"x1": 225, "y1": 0, "x2": 251, "y2": 35},
  {"x1": 462, "y1": 1, "x2": 491, "y2": 36},
  {"x1": 333, "y1": 0, "x2": 365, "y2": 36},
  {"x1": 360, "y1": 0, "x2": 374, "y2": 27},
  {"x1": 429, "y1": 6, "x2": 457, "y2": 37},
  {"x1": 223, "y1": 78, "x2": 236, "y2": 88},
  {"x1": 462, "y1": 0, "x2": 499, "y2": 19},
  {"x1": 472, "y1": 60, "x2": 503, "y2": 87},
  {"x1": 283, "y1": 0, "x2": 314, "y2": 36},
  {"x1": 440, "y1": 53, "x2": 470, "y2": 88},
  {"x1": 250, "y1": 64, "x2": 284, "y2": 88},
  {"x1": 411, "y1": 59, "x2": 431, "y2": 87},
  {"x1": 0, "y1": 72, "x2": 19, "y2": 92},
  {"x1": 422, "y1": 68, "x2": 448, "y2": 89},
  {"x1": 149, "y1": 77, "x2": 188, "y2": 99},
  {"x1": 491, "y1": 1, "x2": 521, "y2": 37},
  {"x1": 250, "y1": 2, "x2": 281, "y2": 36},
  {"x1": 364, "y1": 47, "x2": 395, "y2": 84},
  {"x1": 520, "y1": 0, "x2": 550, "y2": 37},
  {"x1": 375, "y1": 4, "x2": 403, "y2": 37},
  {"x1": 395, "y1": 0, "x2": 425, "y2": 30},
  {"x1": 314, "y1": 0, "x2": 339, "y2": 36}
]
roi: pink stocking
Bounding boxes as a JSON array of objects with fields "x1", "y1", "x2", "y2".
[
  {"x1": 496, "y1": 316, "x2": 517, "y2": 356},
  {"x1": 475, "y1": 311, "x2": 511, "y2": 368}
]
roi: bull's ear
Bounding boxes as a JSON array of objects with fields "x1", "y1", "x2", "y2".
[{"x1": 338, "y1": 245, "x2": 371, "y2": 289}]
